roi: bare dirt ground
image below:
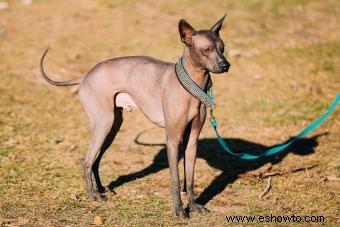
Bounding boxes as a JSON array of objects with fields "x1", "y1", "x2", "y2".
[{"x1": 0, "y1": 0, "x2": 339, "y2": 226}]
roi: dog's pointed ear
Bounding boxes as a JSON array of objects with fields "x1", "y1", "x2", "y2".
[
  {"x1": 179, "y1": 19, "x2": 196, "y2": 45},
  {"x1": 210, "y1": 14, "x2": 227, "y2": 36}
]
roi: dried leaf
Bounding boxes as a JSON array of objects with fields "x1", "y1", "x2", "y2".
[{"x1": 93, "y1": 216, "x2": 103, "y2": 225}]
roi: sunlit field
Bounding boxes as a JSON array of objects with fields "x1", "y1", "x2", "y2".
[{"x1": 0, "y1": 0, "x2": 339, "y2": 225}]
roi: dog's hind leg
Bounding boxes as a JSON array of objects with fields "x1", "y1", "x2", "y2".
[
  {"x1": 79, "y1": 86, "x2": 122, "y2": 201},
  {"x1": 92, "y1": 106, "x2": 123, "y2": 195}
]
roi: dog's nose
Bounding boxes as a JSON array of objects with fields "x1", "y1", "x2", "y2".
[{"x1": 219, "y1": 61, "x2": 230, "y2": 71}]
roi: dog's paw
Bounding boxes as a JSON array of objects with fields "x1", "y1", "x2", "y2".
[
  {"x1": 97, "y1": 186, "x2": 116, "y2": 195},
  {"x1": 103, "y1": 186, "x2": 116, "y2": 195},
  {"x1": 173, "y1": 206, "x2": 188, "y2": 219},
  {"x1": 189, "y1": 203, "x2": 209, "y2": 213},
  {"x1": 95, "y1": 194, "x2": 107, "y2": 202},
  {"x1": 88, "y1": 191, "x2": 107, "y2": 202}
]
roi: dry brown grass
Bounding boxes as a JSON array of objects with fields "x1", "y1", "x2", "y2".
[{"x1": 0, "y1": 0, "x2": 339, "y2": 226}]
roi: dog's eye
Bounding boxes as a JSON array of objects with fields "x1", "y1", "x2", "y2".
[{"x1": 204, "y1": 47, "x2": 213, "y2": 52}]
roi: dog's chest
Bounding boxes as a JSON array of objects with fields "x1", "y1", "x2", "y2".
[{"x1": 187, "y1": 98, "x2": 203, "y2": 119}]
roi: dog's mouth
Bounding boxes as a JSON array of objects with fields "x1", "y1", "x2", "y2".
[{"x1": 210, "y1": 66, "x2": 229, "y2": 74}]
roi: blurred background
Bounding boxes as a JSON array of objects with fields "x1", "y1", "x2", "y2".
[{"x1": 0, "y1": 0, "x2": 339, "y2": 226}]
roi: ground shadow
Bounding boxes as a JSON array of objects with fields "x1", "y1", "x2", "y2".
[{"x1": 108, "y1": 133, "x2": 323, "y2": 205}]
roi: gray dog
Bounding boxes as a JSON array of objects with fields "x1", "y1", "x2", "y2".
[{"x1": 40, "y1": 15, "x2": 230, "y2": 218}]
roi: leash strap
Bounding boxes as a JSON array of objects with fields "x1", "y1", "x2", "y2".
[{"x1": 210, "y1": 93, "x2": 340, "y2": 160}]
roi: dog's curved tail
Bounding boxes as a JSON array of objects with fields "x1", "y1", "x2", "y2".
[{"x1": 40, "y1": 47, "x2": 83, "y2": 86}]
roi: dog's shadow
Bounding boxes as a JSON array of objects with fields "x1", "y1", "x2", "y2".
[{"x1": 108, "y1": 133, "x2": 323, "y2": 205}]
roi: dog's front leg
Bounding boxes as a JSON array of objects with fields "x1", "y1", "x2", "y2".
[
  {"x1": 166, "y1": 127, "x2": 187, "y2": 218},
  {"x1": 185, "y1": 139, "x2": 209, "y2": 213},
  {"x1": 184, "y1": 114, "x2": 209, "y2": 213}
]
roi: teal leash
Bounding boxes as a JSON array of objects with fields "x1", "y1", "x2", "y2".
[
  {"x1": 210, "y1": 94, "x2": 340, "y2": 160},
  {"x1": 175, "y1": 57, "x2": 340, "y2": 160}
]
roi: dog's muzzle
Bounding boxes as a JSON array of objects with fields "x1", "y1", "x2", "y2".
[{"x1": 219, "y1": 61, "x2": 230, "y2": 72}]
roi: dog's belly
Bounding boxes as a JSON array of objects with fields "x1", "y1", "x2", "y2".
[{"x1": 115, "y1": 92, "x2": 165, "y2": 127}]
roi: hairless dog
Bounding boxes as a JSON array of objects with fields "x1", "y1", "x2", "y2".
[{"x1": 40, "y1": 15, "x2": 230, "y2": 218}]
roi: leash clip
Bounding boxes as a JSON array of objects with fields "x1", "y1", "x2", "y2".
[{"x1": 209, "y1": 105, "x2": 216, "y2": 121}]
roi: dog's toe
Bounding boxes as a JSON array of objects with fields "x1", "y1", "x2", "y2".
[
  {"x1": 95, "y1": 194, "x2": 107, "y2": 202},
  {"x1": 89, "y1": 191, "x2": 107, "y2": 202},
  {"x1": 189, "y1": 203, "x2": 209, "y2": 213},
  {"x1": 173, "y1": 206, "x2": 188, "y2": 219},
  {"x1": 102, "y1": 186, "x2": 116, "y2": 195}
]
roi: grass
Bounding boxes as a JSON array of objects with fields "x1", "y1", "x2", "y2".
[{"x1": 0, "y1": 0, "x2": 339, "y2": 226}]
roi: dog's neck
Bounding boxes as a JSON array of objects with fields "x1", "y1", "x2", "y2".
[{"x1": 182, "y1": 48, "x2": 209, "y2": 90}]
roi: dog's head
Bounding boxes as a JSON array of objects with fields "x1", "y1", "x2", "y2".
[{"x1": 179, "y1": 15, "x2": 230, "y2": 74}]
